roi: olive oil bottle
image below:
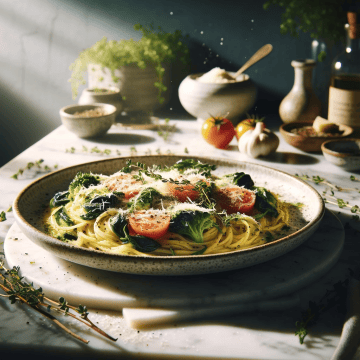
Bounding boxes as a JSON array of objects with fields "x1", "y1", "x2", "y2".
[{"x1": 328, "y1": 12, "x2": 360, "y2": 127}]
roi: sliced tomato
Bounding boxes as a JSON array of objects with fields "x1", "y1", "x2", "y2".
[
  {"x1": 214, "y1": 186, "x2": 256, "y2": 215},
  {"x1": 165, "y1": 182, "x2": 200, "y2": 202},
  {"x1": 104, "y1": 174, "x2": 142, "y2": 199},
  {"x1": 128, "y1": 210, "x2": 170, "y2": 240}
]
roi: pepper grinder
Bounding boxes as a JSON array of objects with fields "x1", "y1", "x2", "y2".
[{"x1": 279, "y1": 59, "x2": 322, "y2": 123}]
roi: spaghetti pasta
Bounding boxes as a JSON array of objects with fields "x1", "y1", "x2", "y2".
[{"x1": 44, "y1": 160, "x2": 291, "y2": 256}]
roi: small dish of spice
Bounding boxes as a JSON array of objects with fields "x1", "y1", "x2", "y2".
[
  {"x1": 280, "y1": 118, "x2": 353, "y2": 152},
  {"x1": 59, "y1": 103, "x2": 117, "y2": 138}
]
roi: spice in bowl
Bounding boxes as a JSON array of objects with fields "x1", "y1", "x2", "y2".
[
  {"x1": 73, "y1": 107, "x2": 109, "y2": 118},
  {"x1": 290, "y1": 116, "x2": 344, "y2": 137}
]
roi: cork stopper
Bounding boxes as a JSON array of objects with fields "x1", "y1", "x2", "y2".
[{"x1": 347, "y1": 12, "x2": 360, "y2": 39}]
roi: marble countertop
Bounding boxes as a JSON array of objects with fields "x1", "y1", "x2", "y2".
[{"x1": 1, "y1": 115, "x2": 360, "y2": 359}]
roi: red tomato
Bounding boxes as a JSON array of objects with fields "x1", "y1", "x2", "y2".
[
  {"x1": 104, "y1": 174, "x2": 141, "y2": 199},
  {"x1": 201, "y1": 117, "x2": 235, "y2": 149},
  {"x1": 214, "y1": 186, "x2": 256, "y2": 215},
  {"x1": 128, "y1": 210, "x2": 170, "y2": 240},
  {"x1": 166, "y1": 182, "x2": 199, "y2": 202}
]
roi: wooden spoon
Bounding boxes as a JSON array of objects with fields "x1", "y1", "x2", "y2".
[{"x1": 234, "y1": 44, "x2": 273, "y2": 78}]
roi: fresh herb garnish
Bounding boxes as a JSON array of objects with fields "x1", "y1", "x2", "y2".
[
  {"x1": 264, "y1": 231, "x2": 274, "y2": 242},
  {"x1": 192, "y1": 246, "x2": 207, "y2": 255},
  {"x1": 225, "y1": 172, "x2": 254, "y2": 189},
  {"x1": 253, "y1": 187, "x2": 278, "y2": 218}
]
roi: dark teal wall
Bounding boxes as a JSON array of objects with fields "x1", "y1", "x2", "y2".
[
  {"x1": 59, "y1": 0, "x2": 314, "y2": 114},
  {"x1": 0, "y1": 0, "x2": 323, "y2": 166}
]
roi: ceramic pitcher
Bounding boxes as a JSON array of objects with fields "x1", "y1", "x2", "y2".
[{"x1": 279, "y1": 59, "x2": 321, "y2": 123}]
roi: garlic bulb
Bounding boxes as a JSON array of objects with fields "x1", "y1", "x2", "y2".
[{"x1": 238, "y1": 122, "x2": 279, "y2": 158}]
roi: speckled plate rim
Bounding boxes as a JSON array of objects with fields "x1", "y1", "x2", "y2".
[{"x1": 13, "y1": 155, "x2": 325, "y2": 275}]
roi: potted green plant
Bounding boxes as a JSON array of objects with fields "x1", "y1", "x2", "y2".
[
  {"x1": 263, "y1": 0, "x2": 347, "y2": 56},
  {"x1": 70, "y1": 24, "x2": 190, "y2": 113}
]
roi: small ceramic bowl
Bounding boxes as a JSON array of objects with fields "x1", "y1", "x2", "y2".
[
  {"x1": 178, "y1": 72, "x2": 257, "y2": 125},
  {"x1": 78, "y1": 87, "x2": 123, "y2": 117},
  {"x1": 280, "y1": 122, "x2": 353, "y2": 152},
  {"x1": 59, "y1": 103, "x2": 116, "y2": 138},
  {"x1": 321, "y1": 139, "x2": 360, "y2": 171}
]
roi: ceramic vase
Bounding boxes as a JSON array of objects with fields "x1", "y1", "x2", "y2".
[
  {"x1": 78, "y1": 87, "x2": 123, "y2": 117},
  {"x1": 279, "y1": 59, "x2": 321, "y2": 124},
  {"x1": 87, "y1": 63, "x2": 171, "y2": 114}
]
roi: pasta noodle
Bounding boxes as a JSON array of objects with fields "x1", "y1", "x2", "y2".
[{"x1": 44, "y1": 160, "x2": 291, "y2": 256}]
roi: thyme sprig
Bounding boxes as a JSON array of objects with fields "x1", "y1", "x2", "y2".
[
  {"x1": 295, "y1": 174, "x2": 360, "y2": 192},
  {"x1": 11, "y1": 160, "x2": 58, "y2": 180},
  {"x1": 66, "y1": 146, "x2": 121, "y2": 156},
  {"x1": 296, "y1": 174, "x2": 360, "y2": 218},
  {"x1": 0, "y1": 260, "x2": 117, "y2": 343},
  {"x1": 322, "y1": 190, "x2": 360, "y2": 215},
  {"x1": 157, "y1": 118, "x2": 177, "y2": 142},
  {"x1": 295, "y1": 278, "x2": 348, "y2": 344}
]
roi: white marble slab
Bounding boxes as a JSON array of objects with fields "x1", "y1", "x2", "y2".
[{"x1": 1, "y1": 119, "x2": 360, "y2": 359}]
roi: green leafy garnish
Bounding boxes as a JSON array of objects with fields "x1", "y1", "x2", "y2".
[
  {"x1": 253, "y1": 187, "x2": 278, "y2": 218},
  {"x1": 170, "y1": 159, "x2": 216, "y2": 177},
  {"x1": 264, "y1": 231, "x2": 274, "y2": 242},
  {"x1": 192, "y1": 246, "x2": 207, "y2": 255}
]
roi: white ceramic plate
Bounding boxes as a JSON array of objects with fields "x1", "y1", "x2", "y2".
[{"x1": 13, "y1": 155, "x2": 325, "y2": 276}]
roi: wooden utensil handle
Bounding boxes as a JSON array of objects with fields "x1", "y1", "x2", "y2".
[{"x1": 235, "y1": 44, "x2": 273, "y2": 78}]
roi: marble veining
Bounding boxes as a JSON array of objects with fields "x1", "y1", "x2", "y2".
[{"x1": 1, "y1": 119, "x2": 360, "y2": 359}]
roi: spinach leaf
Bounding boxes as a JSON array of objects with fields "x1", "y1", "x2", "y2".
[
  {"x1": 253, "y1": 187, "x2": 278, "y2": 218},
  {"x1": 225, "y1": 172, "x2": 254, "y2": 189},
  {"x1": 63, "y1": 233, "x2": 77, "y2": 240},
  {"x1": 54, "y1": 207, "x2": 74, "y2": 226},
  {"x1": 81, "y1": 194, "x2": 119, "y2": 220},
  {"x1": 50, "y1": 191, "x2": 70, "y2": 208},
  {"x1": 109, "y1": 213, "x2": 128, "y2": 241},
  {"x1": 127, "y1": 235, "x2": 161, "y2": 253},
  {"x1": 192, "y1": 246, "x2": 207, "y2": 255}
]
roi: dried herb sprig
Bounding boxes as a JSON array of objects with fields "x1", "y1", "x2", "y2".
[
  {"x1": 322, "y1": 190, "x2": 360, "y2": 215},
  {"x1": 295, "y1": 174, "x2": 360, "y2": 193},
  {"x1": 295, "y1": 278, "x2": 348, "y2": 344},
  {"x1": 66, "y1": 146, "x2": 121, "y2": 156},
  {"x1": 157, "y1": 118, "x2": 177, "y2": 142},
  {"x1": 11, "y1": 160, "x2": 58, "y2": 180},
  {"x1": 0, "y1": 260, "x2": 117, "y2": 343},
  {"x1": 296, "y1": 174, "x2": 360, "y2": 219}
]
